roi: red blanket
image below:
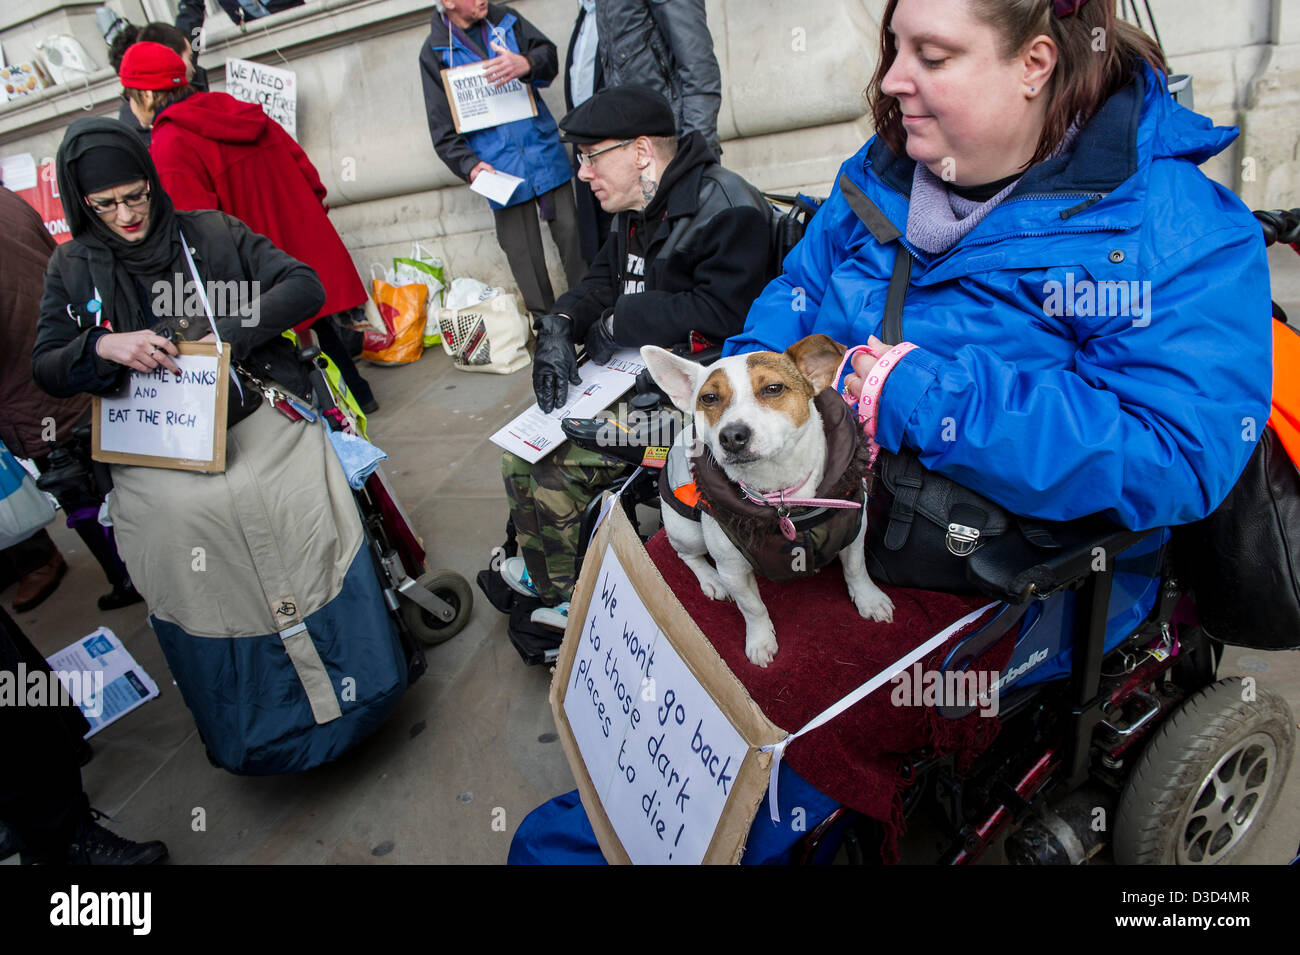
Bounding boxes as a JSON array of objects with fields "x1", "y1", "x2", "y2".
[{"x1": 644, "y1": 531, "x2": 1018, "y2": 861}]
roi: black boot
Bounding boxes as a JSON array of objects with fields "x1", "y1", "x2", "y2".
[{"x1": 61, "y1": 809, "x2": 168, "y2": 865}]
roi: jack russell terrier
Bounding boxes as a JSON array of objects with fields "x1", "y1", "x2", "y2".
[{"x1": 643, "y1": 334, "x2": 893, "y2": 667}]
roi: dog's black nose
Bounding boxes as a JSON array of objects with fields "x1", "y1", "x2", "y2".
[{"x1": 719, "y1": 424, "x2": 751, "y2": 454}]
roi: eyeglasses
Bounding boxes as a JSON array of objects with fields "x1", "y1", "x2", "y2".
[
  {"x1": 86, "y1": 187, "x2": 150, "y2": 216},
  {"x1": 576, "y1": 139, "x2": 634, "y2": 167}
]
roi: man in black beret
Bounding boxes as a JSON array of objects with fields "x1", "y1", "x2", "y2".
[{"x1": 499, "y1": 86, "x2": 773, "y2": 629}]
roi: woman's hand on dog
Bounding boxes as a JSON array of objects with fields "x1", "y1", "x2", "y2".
[
  {"x1": 841, "y1": 335, "x2": 887, "y2": 400},
  {"x1": 95, "y1": 330, "x2": 182, "y2": 375}
]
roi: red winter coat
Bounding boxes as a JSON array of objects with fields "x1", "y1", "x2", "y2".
[{"x1": 150, "y1": 92, "x2": 366, "y2": 327}]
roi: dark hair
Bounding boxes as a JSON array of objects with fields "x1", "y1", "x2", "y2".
[
  {"x1": 867, "y1": 0, "x2": 1167, "y2": 167},
  {"x1": 139, "y1": 22, "x2": 193, "y2": 57},
  {"x1": 107, "y1": 24, "x2": 141, "y2": 73},
  {"x1": 126, "y1": 84, "x2": 196, "y2": 113}
]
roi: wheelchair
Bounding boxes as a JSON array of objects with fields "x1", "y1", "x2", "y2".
[
  {"x1": 36, "y1": 329, "x2": 473, "y2": 708},
  {"x1": 552, "y1": 209, "x2": 1299, "y2": 865}
]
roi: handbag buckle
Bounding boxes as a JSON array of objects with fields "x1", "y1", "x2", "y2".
[{"x1": 946, "y1": 523, "x2": 981, "y2": 557}]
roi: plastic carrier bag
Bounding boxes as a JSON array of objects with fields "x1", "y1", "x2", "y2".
[
  {"x1": 0, "y1": 440, "x2": 56, "y2": 550},
  {"x1": 362, "y1": 279, "x2": 427, "y2": 366},
  {"x1": 392, "y1": 242, "x2": 446, "y2": 347}
]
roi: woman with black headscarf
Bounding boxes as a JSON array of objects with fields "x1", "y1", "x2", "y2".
[{"x1": 31, "y1": 119, "x2": 411, "y2": 776}]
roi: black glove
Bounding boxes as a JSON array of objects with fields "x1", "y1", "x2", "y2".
[
  {"x1": 532, "y1": 313, "x2": 581, "y2": 413},
  {"x1": 583, "y1": 310, "x2": 618, "y2": 366}
]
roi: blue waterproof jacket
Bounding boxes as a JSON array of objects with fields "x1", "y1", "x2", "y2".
[
  {"x1": 726, "y1": 65, "x2": 1272, "y2": 531},
  {"x1": 419, "y1": 7, "x2": 573, "y2": 210}
]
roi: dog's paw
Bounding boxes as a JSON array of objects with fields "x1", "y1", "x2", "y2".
[
  {"x1": 852, "y1": 586, "x2": 894, "y2": 623},
  {"x1": 744, "y1": 626, "x2": 778, "y2": 668},
  {"x1": 695, "y1": 568, "x2": 729, "y2": 602}
]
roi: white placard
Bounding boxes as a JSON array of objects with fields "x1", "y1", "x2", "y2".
[
  {"x1": 96, "y1": 350, "x2": 222, "y2": 464},
  {"x1": 225, "y1": 57, "x2": 296, "y2": 138},
  {"x1": 440, "y1": 60, "x2": 536, "y2": 134},
  {"x1": 489, "y1": 348, "x2": 645, "y2": 463},
  {"x1": 563, "y1": 546, "x2": 749, "y2": 864}
]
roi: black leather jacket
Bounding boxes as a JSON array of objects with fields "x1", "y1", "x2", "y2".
[
  {"x1": 553, "y1": 132, "x2": 771, "y2": 350},
  {"x1": 595, "y1": 0, "x2": 721, "y2": 148}
]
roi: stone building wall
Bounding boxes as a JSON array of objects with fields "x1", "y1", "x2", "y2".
[{"x1": 1, "y1": 1, "x2": 1294, "y2": 298}]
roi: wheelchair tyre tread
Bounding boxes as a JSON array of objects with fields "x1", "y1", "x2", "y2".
[{"x1": 1113, "y1": 677, "x2": 1294, "y2": 865}]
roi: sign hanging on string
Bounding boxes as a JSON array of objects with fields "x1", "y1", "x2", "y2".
[
  {"x1": 440, "y1": 60, "x2": 536, "y2": 134},
  {"x1": 92, "y1": 341, "x2": 230, "y2": 472},
  {"x1": 549, "y1": 502, "x2": 784, "y2": 864}
]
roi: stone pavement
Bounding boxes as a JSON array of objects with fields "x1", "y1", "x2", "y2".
[{"x1": 3, "y1": 244, "x2": 1298, "y2": 865}]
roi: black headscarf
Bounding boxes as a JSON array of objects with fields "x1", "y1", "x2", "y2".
[{"x1": 56, "y1": 117, "x2": 182, "y2": 332}]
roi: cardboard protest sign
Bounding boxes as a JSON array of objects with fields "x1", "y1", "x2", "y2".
[
  {"x1": 225, "y1": 58, "x2": 296, "y2": 138},
  {"x1": 92, "y1": 342, "x2": 230, "y2": 472},
  {"x1": 550, "y1": 503, "x2": 785, "y2": 864},
  {"x1": 440, "y1": 61, "x2": 536, "y2": 134}
]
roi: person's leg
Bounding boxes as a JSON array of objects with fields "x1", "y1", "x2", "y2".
[
  {"x1": 5, "y1": 530, "x2": 66, "y2": 613},
  {"x1": 502, "y1": 443, "x2": 632, "y2": 606},
  {"x1": 545, "y1": 182, "x2": 588, "y2": 292},
  {"x1": 0, "y1": 529, "x2": 58, "y2": 589},
  {"x1": 313, "y1": 315, "x2": 377, "y2": 411},
  {"x1": 27, "y1": 451, "x2": 138, "y2": 609},
  {"x1": 0, "y1": 607, "x2": 87, "y2": 857},
  {"x1": 493, "y1": 201, "x2": 555, "y2": 316}
]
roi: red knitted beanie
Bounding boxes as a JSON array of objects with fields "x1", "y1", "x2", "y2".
[{"x1": 119, "y1": 41, "x2": 186, "y2": 91}]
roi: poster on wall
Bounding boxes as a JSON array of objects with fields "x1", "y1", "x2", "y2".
[{"x1": 225, "y1": 57, "x2": 296, "y2": 138}]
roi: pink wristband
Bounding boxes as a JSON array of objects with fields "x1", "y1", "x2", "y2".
[
  {"x1": 857, "y1": 343, "x2": 917, "y2": 440},
  {"x1": 834, "y1": 341, "x2": 917, "y2": 452}
]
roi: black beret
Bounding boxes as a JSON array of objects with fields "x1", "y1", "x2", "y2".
[{"x1": 559, "y1": 86, "x2": 676, "y2": 144}]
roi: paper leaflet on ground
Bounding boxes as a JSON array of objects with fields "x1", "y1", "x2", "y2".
[
  {"x1": 469, "y1": 169, "x2": 524, "y2": 205},
  {"x1": 489, "y1": 348, "x2": 646, "y2": 463},
  {"x1": 44, "y1": 627, "x2": 159, "y2": 738}
]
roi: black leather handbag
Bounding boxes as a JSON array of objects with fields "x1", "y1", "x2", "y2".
[{"x1": 1174, "y1": 424, "x2": 1300, "y2": 650}]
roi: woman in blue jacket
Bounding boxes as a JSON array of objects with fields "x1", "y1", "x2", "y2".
[{"x1": 727, "y1": 0, "x2": 1272, "y2": 534}]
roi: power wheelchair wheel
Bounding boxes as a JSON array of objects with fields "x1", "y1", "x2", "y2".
[
  {"x1": 1113, "y1": 677, "x2": 1295, "y2": 864},
  {"x1": 401, "y1": 570, "x2": 473, "y2": 646}
]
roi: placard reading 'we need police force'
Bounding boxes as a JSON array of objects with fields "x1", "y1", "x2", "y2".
[
  {"x1": 552, "y1": 505, "x2": 782, "y2": 865},
  {"x1": 92, "y1": 342, "x2": 230, "y2": 472}
]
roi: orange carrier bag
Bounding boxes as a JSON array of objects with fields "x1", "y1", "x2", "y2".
[{"x1": 362, "y1": 280, "x2": 427, "y2": 366}]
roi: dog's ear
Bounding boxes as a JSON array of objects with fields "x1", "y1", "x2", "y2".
[
  {"x1": 785, "y1": 334, "x2": 847, "y2": 393},
  {"x1": 640, "y1": 346, "x2": 702, "y2": 413}
]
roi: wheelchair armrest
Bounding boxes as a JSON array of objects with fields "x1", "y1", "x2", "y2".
[{"x1": 966, "y1": 516, "x2": 1155, "y2": 603}]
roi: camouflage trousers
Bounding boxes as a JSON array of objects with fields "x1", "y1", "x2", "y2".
[{"x1": 502, "y1": 441, "x2": 634, "y2": 606}]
